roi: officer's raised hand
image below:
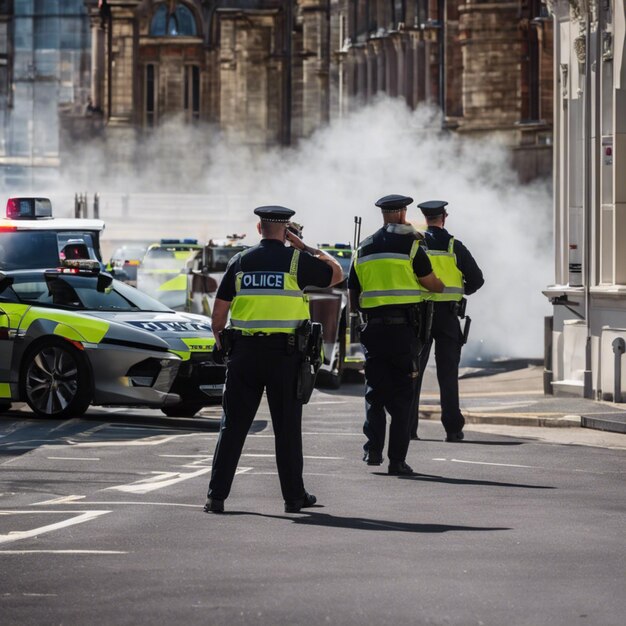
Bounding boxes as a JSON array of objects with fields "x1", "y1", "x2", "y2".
[{"x1": 286, "y1": 229, "x2": 344, "y2": 287}]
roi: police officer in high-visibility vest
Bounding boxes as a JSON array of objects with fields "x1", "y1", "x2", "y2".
[
  {"x1": 205, "y1": 206, "x2": 343, "y2": 513},
  {"x1": 411, "y1": 200, "x2": 484, "y2": 442},
  {"x1": 348, "y1": 195, "x2": 444, "y2": 475}
]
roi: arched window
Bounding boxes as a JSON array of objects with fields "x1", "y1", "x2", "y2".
[{"x1": 150, "y1": 2, "x2": 197, "y2": 37}]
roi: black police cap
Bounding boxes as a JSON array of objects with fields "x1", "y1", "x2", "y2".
[
  {"x1": 253, "y1": 205, "x2": 296, "y2": 223},
  {"x1": 418, "y1": 200, "x2": 448, "y2": 217},
  {"x1": 375, "y1": 194, "x2": 413, "y2": 212}
]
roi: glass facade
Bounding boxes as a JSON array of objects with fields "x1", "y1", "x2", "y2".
[{"x1": 0, "y1": 0, "x2": 90, "y2": 189}]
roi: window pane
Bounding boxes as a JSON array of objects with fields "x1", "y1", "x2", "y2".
[
  {"x1": 175, "y1": 5, "x2": 196, "y2": 36},
  {"x1": 192, "y1": 65, "x2": 199, "y2": 116},
  {"x1": 15, "y1": 1, "x2": 34, "y2": 16},
  {"x1": 167, "y1": 15, "x2": 178, "y2": 36},
  {"x1": 36, "y1": 0, "x2": 58, "y2": 13},
  {"x1": 150, "y1": 4, "x2": 167, "y2": 36},
  {"x1": 35, "y1": 16, "x2": 59, "y2": 50},
  {"x1": 14, "y1": 19, "x2": 33, "y2": 51}
]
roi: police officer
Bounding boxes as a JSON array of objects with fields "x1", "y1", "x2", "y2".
[
  {"x1": 410, "y1": 200, "x2": 484, "y2": 442},
  {"x1": 349, "y1": 195, "x2": 444, "y2": 475},
  {"x1": 204, "y1": 206, "x2": 343, "y2": 513}
]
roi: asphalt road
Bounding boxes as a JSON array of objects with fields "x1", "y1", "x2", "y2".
[{"x1": 1, "y1": 387, "x2": 625, "y2": 626}]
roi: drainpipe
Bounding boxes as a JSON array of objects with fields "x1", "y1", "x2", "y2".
[
  {"x1": 582, "y1": 16, "x2": 593, "y2": 398},
  {"x1": 437, "y1": 0, "x2": 445, "y2": 118},
  {"x1": 612, "y1": 338, "x2": 625, "y2": 402},
  {"x1": 282, "y1": 0, "x2": 293, "y2": 146}
]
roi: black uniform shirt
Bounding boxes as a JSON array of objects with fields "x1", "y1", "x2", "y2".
[
  {"x1": 423, "y1": 226, "x2": 484, "y2": 295},
  {"x1": 348, "y1": 224, "x2": 433, "y2": 315},
  {"x1": 216, "y1": 239, "x2": 333, "y2": 302}
]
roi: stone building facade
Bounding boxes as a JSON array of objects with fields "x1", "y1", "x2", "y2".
[
  {"x1": 0, "y1": 0, "x2": 554, "y2": 186},
  {"x1": 543, "y1": 0, "x2": 626, "y2": 401}
]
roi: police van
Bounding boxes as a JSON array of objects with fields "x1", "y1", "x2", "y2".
[{"x1": 0, "y1": 197, "x2": 105, "y2": 271}]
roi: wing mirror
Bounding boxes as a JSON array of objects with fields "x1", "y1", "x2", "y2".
[
  {"x1": 0, "y1": 272, "x2": 14, "y2": 294},
  {"x1": 97, "y1": 273, "x2": 113, "y2": 292}
]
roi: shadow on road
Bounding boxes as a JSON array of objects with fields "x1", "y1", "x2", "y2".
[
  {"x1": 0, "y1": 413, "x2": 262, "y2": 459},
  {"x1": 371, "y1": 472, "x2": 554, "y2": 489},
  {"x1": 233, "y1": 510, "x2": 510, "y2": 533},
  {"x1": 415, "y1": 439, "x2": 526, "y2": 445}
]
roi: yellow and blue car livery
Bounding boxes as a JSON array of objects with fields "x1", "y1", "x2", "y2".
[
  {"x1": 0, "y1": 265, "x2": 223, "y2": 418},
  {"x1": 136, "y1": 239, "x2": 202, "y2": 311}
]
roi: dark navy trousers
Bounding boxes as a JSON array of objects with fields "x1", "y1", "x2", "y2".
[
  {"x1": 361, "y1": 324, "x2": 420, "y2": 463},
  {"x1": 208, "y1": 337, "x2": 306, "y2": 503},
  {"x1": 410, "y1": 303, "x2": 466, "y2": 437}
]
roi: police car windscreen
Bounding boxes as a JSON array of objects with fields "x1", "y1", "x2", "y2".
[
  {"x1": 328, "y1": 250, "x2": 351, "y2": 276},
  {"x1": 0, "y1": 231, "x2": 60, "y2": 270},
  {"x1": 10, "y1": 274, "x2": 172, "y2": 312},
  {"x1": 206, "y1": 246, "x2": 246, "y2": 271}
]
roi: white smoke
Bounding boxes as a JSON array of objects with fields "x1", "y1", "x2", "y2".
[
  {"x1": 199, "y1": 99, "x2": 553, "y2": 359},
  {"x1": 3, "y1": 97, "x2": 553, "y2": 358}
]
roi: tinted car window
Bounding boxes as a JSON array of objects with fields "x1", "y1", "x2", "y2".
[
  {"x1": 204, "y1": 246, "x2": 246, "y2": 272},
  {"x1": 9, "y1": 273, "x2": 172, "y2": 312},
  {"x1": 0, "y1": 231, "x2": 101, "y2": 271},
  {"x1": 0, "y1": 232, "x2": 60, "y2": 270}
]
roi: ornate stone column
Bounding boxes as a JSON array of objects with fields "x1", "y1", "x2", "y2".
[
  {"x1": 105, "y1": 0, "x2": 141, "y2": 126},
  {"x1": 299, "y1": 0, "x2": 331, "y2": 137},
  {"x1": 84, "y1": 1, "x2": 105, "y2": 111}
]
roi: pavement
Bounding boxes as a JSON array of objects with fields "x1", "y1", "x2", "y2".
[{"x1": 417, "y1": 361, "x2": 626, "y2": 436}]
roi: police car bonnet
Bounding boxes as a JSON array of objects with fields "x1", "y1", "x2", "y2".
[
  {"x1": 375, "y1": 195, "x2": 413, "y2": 212},
  {"x1": 253, "y1": 206, "x2": 295, "y2": 222},
  {"x1": 418, "y1": 200, "x2": 448, "y2": 217}
]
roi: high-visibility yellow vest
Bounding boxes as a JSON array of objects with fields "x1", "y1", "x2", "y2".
[
  {"x1": 353, "y1": 237, "x2": 425, "y2": 309},
  {"x1": 229, "y1": 248, "x2": 310, "y2": 334},
  {"x1": 421, "y1": 238, "x2": 464, "y2": 302}
]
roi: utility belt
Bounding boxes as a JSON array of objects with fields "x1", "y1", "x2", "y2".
[
  {"x1": 218, "y1": 322, "x2": 323, "y2": 404},
  {"x1": 438, "y1": 297, "x2": 471, "y2": 345},
  {"x1": 363, "y1": 304, "x2": 433, "y2": 346},
  {"x1": 364, "y1": 315, "x2": 411, "y2": 326},
  {"x1": 446, "y1": 298, "x2": 467, "y2": 317}
]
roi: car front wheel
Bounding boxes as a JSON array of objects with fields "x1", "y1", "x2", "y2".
[{"x1": 22, "y1": 340, "x2": 91, "y2": 419}]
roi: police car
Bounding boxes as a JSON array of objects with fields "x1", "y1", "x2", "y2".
[
  {"x1": 107, "y1": 244, "x2": 148, "y2": 286},
  {"x1": 184, "y1": 237, "x2": 248, "y2": 316},
  {"x1": 136, "y1": 239, "x2": 203, "y2": 310},
  {"x1": 308, "y1": 243, "x2": 364, "y2": 388},
  {"x1": 0, "y1": 260, "x2": 224, "y2": 418},
  {"x1": 0, "y1": 197, "x2": 105, "y2": 270}
]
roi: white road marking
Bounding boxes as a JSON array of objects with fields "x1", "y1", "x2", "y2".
[
  {"x1": 0, "y1": 550, "x2": 127, "y2": 555},
  {"x1": 432, "y1": 457, "x2": 537, "y2": 469},
  {"x1": 240, "y1": 454, "x2": 343, "y2": 460},
  {"x1": 22, "y1": 593, "x2": 57, "y2": 596},
  {"x1": 67, "y1": 433, "x2": 192, "y2": 448},
  {"x1": 105, "y1": 466, "x2": 250, "y2": 494},
  {"x1": 159, "y1": 454, "x2": 209, "y2": 458},
  {"x1": 361, "y1": 521, "x2": 408, "y2": 530},
  {"x1": 449, "y1": 459, "x2": 537, "y2": 469},
  {"x1": 249, "y1": 432, "x2": 362, "y2": 438},
  {"x1": 248, "y1": 472, "x2": 338, "y2": 477},
  {"x1": 33, "y1": 495, "x2": 86, "y2": 506},
  {"x1": 433, "y1": 457, "x2": 622, "y2": 475},
  {"x1": 0, "y1": 510, "x2": 110, "y2": 546},
  {"x1": 33, "y1": 501, "x2": 202, "y2": 508},
  {"x1": 307, "y1": 400, "x2": 349, "y2": 405},
  {"x1": 46, "y1": 457, "x2": 100, "y2": 461}
]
